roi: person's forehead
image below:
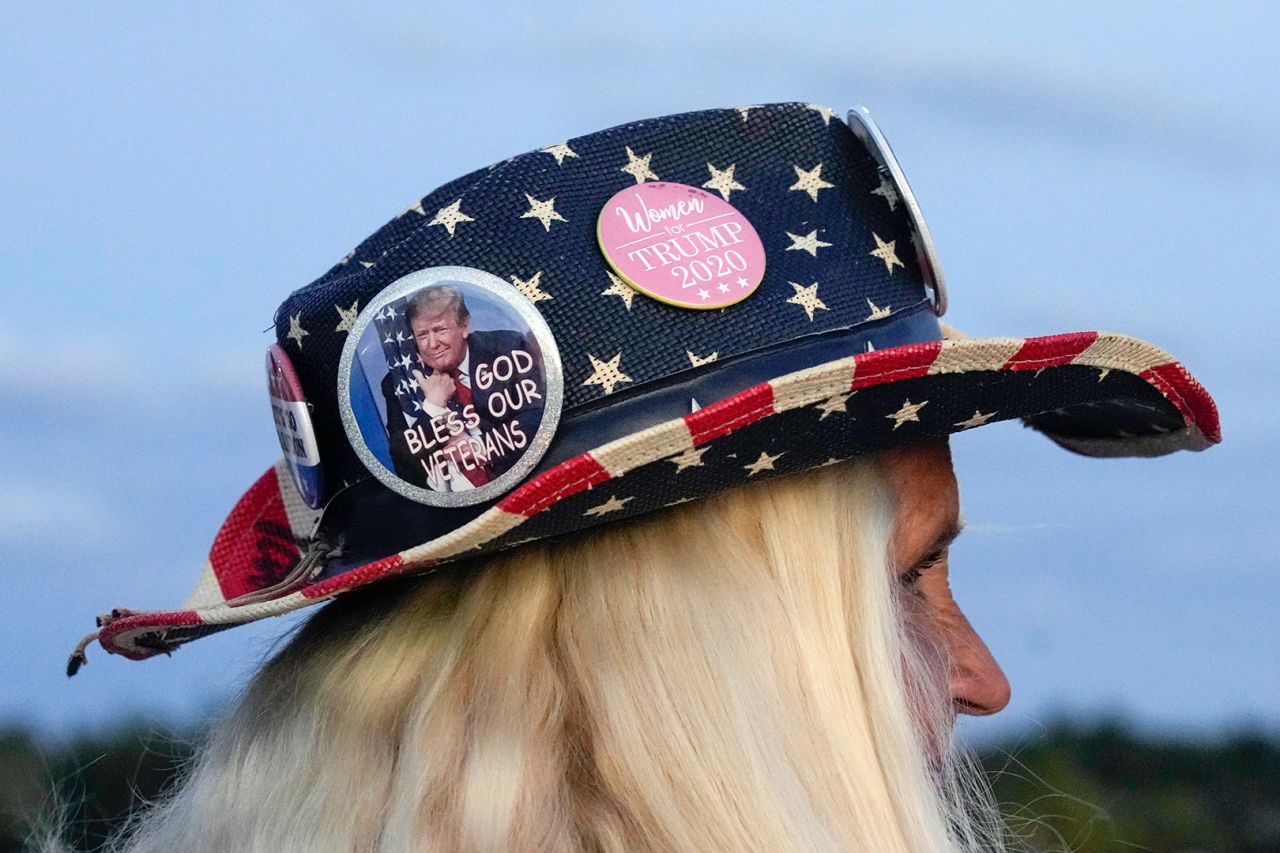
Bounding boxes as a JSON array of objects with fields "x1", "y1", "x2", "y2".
[{"x1": 882, "y1": 441, "x2": 960, "y2": 563}]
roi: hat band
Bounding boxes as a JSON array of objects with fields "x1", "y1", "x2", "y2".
[{"x1": 306, "y1": 298, "x2": 942, "y2": 576}]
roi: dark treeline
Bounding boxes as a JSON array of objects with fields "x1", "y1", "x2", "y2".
[
  {"x1": 3, "y1": 717, "x2": 1278, "y2": 851},
  {"x1": 977, "y1": 719, "x2": 1280, "y2": 851}
]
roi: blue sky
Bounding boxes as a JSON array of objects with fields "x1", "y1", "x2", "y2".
[{"x1": 1, "y1": 1, "x2": 1276, "y2": 737}]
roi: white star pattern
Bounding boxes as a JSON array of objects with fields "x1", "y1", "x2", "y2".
[
  {"x1": 690, "y1": 398, "x2": 701, "y2": 412},
  {"x1": 400, "y1": 198, "x2": 426, "y2": 217},
  {"x1": 520, "y1": 193, "x2": 567, "y2": 231},
  {"x1": 1097, "y1": 368, "x2": 1111, "y2": 382},
  {"x1": 870, "y1": 177, "x2": 899, "y2": 211},
  {"x1": 338, "y1": 249, "x2": 355, "y2": 266},
  {"x1": 687, "y1": 350, "x2": 718, "y2": 367},
  {"x1": 260, "y1": 112, "x2": 1083, "y2": 554},
  {"x1": 286, "y1": 313, "x2": 309, "y2": 349},
  {"x1": 584, "y1": 495, "x2": 632, "y2": 517},
  {"x1": 701, "y1": 162, "x2": 746, "y2": 201},
  {"x1": 786, "y1": 281, "x2": 828, "y2": 321},
  {"x1": 697, "y1": 287, "x2": 710, "y2": 300},
  {"x1": 359, "y1": 260, "x2": 374, "y2": 269},
  {"x1": 744, "y1": 450, "x2": 784, "y2": 476},
  {"x1": 620, "y1": 146, "x2": 660, "y2": 183},
  {"x1": 668, "y1": 445, "x2": 709, "y2": 472},
  {"x1": 815, "y1": 392, "x2": 854, "y2": 420},
  {"x1": 807, "y1": 104, "x2": 839, "y2": 126},
  {"x1": 869, "y1": 232, "x2": 905, "y2": 274},
  {"x1": 582, "y1": 352, "x2": 633, "y2": 396},
  {"x1": 334, "y1": 300, "x2": 360, "y2": 333},
  {"x1": 735, "y1": 105, "x2": 758, "y2": 122},
  {"x1": 600, "y1": 271, "x2": 636, "y2": 310},
  {"x1": 428, "y1": 199, "x2": 474, "y2": 237},
  {"x1": 955, "y1": 409, "x2": 997, "y2": 429},
  {"x1": 789, "y1": 163, "x2": 835, "y2": 202},
  {"x1": 785, "y1": 229, "x2": 832, "y2": 257},
  {"x1": 510, "y1": 271, "x2": 552, "y2": 303},
  {"x1": 540, "y1": 141, "x2": 578, "y2": 165},
  {"x1": 887, "y1": 398, "x2": 928, "y2": 429}
]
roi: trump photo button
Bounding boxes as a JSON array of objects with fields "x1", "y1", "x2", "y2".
[
  {"x1": 337, "y1": 266, "x2": 565, "y2": 508},
  {"x1": 596, "y1": 182, "x2": 766, "y2": 309},
  {"x1": 266, "y1": 344, "x2": 326, "y2": 509}
]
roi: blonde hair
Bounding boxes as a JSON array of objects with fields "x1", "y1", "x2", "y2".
[{"x1": 111, "y1": 456, "x2": 1005, "y2": 852}]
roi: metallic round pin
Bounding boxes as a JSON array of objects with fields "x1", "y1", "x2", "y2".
[
  {"x1": 596, "y1": 182, "x2": 766, "y2": 310},
  {"x1": 266, "y1": 344, "x2": 326, "y2": 509},
  {"x1": 337, "y1": 266, "x2": 565, "y2": 508},
  {"x1": 846, "y1": 106, "x2": 947, "y2": 317}
]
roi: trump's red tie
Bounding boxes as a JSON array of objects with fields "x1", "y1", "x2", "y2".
[{"x1": 449, "y1": 370, "x2": 490, "y2": 487}]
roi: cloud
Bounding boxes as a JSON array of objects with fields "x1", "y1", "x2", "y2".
[
  {"x1": 0, "y1": 325, "x2": 264, "y2": 414},
  {"x1": 185, "y1": 344, "x2": 270, "y2": 397},
  {"x1": 0, "y1": 326, "x2": 137, "y2": 403},
  {"x1": 962, "y1": 521, "x2": 1068, "y2": 537},
  {"x1": 356, "y1": 7, "x2": 1279, "y2": 173},
  {"x1": 0, "y1": 482, "x2": 119, "y2": 542},
  {"x1": 858, "y1": 46, "x2": 1279, "y2": 172}
]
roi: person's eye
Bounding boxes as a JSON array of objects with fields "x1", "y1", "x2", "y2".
[{"x1": 899, "y1": 549, "x2": 946, "y2": 591}]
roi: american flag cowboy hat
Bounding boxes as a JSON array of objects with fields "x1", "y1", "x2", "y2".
[{"x1": 69, "y1": 102, "x2": 1219, "y2": 672}]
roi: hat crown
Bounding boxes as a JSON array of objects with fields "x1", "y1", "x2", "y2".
[{"x1": 276, "y1": 102, "x2": 936, "y2": 490}]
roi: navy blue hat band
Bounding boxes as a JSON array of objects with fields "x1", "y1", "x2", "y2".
[{"x1": 320, "y1": 297, "x2": 941, "y2": 574}]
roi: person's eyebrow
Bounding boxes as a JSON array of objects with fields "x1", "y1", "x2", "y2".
[{"x1": 914, "y1": 518, "x2": 965, "y2": 565}]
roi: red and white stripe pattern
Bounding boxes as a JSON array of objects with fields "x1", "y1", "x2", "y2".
[{"x1": 95, "y1": 330, "x2": 1219, "y2": 660}]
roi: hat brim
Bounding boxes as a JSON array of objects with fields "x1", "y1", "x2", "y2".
[{"x1": 92, "y1": 329, "x2": 1218, "y2": 662}]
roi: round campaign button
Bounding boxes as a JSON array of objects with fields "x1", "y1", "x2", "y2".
[
  {"x1": 337, "y1": 266, "x2": 565, "y2": 508},
  {"x1": 596, "y1": 181, "x2": 766, "y2": 310},
  {"x1": 266, "y1": 344, "x2": 326, "y2": 509}
]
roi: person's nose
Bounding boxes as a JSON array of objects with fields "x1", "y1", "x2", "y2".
[{"x1": 944, "y1": 608, "x2": 1011, "y2": 716}]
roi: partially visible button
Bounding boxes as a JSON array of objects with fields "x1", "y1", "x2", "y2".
[{"x1": 266, "y1": 343, "x2": 326, "y2": 508}]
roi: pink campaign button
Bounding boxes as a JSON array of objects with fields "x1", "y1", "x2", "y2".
[{"x1": 596, "y1": 182, "x2": 766, "y2": 310}]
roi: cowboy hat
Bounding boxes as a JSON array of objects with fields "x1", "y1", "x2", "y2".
[{"x1": 70, "y1": 102, "x2": 1219, "y2": 671}]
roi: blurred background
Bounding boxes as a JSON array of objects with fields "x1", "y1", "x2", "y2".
[{"x1": 2, "y1": 1, "x2": 1276, "y2": 849}]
